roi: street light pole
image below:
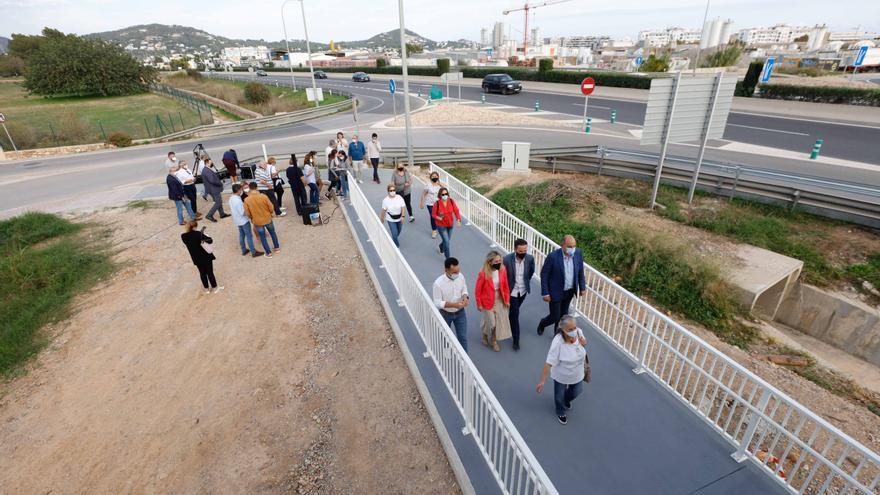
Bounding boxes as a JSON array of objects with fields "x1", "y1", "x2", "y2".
[
  {"x1": 281, "y1": 0, "x2": 297, "y2": 91},
  {"x1": 298, "y1": 0, "x2": 320, "y2": 107},
  {"x1": 693, "y1": 0, "x2": 711, "y2": 75},
  {"x1": 397, "y1": 0, "x2": 414, "y2": 168}
]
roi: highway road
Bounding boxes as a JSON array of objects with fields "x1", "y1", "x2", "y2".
[
  {"x1": 245, "y1": 72, "x2": 880, "y2": 165},
  {"x1": 1, "y1": 72, "x2": 879, "y2": 218}
]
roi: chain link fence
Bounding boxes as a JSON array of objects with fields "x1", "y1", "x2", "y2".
[{"x1": 151, "y1": 84, "x2": 214, "y2": 125}]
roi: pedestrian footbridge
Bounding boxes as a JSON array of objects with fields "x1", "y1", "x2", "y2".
[{"x1": 340, "y1": 166, "x2": 880, "y2": 495}]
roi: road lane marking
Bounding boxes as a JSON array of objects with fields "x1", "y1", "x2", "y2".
[
  {"x1": 571, "y1": 103, "x2": 612, "y2": 110},
  {"x1": 727, "y1": 124, "x2": 809, "y2": 136}
]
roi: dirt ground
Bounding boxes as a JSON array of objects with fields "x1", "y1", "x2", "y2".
[
  {"x1": 461, "y1": 167, "x2": 880, "y2": 453},
  {"x1": 0, "y1": 197, "x2": 459, "y2": 494}
]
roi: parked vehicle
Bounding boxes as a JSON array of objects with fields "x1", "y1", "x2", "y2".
[
  {"x1": 314, "y1": 70, "x2": 327, "y2": 79},
  {"x1": 481, "y1": 74, "x2": 522, "y2": 95},
  {"x1": 256, "y1": 69, "x2": 268, "y2": 76},
  {"x1": 352, "y1": 72, "x2": 371, "y2": 82}
]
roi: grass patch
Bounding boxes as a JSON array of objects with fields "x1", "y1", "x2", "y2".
[
  {"x1": 492, "y1": 183, "x2": 751, "y2": 346},
  {"x1": 846, "y1": 252, "x2": 880, "y2": 292},
  {"x1": 125, "y1": 200, "x2": 160, "y2": 210},
  {"x1": 164, "y1": 74, "x2": 346, "y2": 116},
  {"x1": 212, "y1": 105, "x2": 244, "y2": 122},
  {"x1": 446, "y1": 166, "x2": 491, "y2": 194},
  {"x1": 0, "y1": 213, "x2": 113, "y2": 376},
  {"x1": 0, "y1": 82, "x2": 202, "y2": 150}
]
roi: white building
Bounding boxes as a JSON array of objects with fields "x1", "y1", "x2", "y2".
[
  {"x1": 736, "y1": 25, "x2": 813, "y2": 45},
  {"x1": 480, "y1": 28, "x2": 488, "y2": 46},
  {"x1": 828, "y1": 31, "x2": 880, "y2": 42},
  {"x1": 492, "y1": 22, "x2": 505, "y2": 52},
  {"x1": 530, "y1": 28, "x2": 541, "y2": 47},
  {"x1": 221, "y1": 46, "x2": 270, "y2": 65},
  {"x1": 558, "y1": 35, "x2": 614, "y2": 50},
  {"x1": 639, "y1": 27, "x2": 702, "y2": 48}
]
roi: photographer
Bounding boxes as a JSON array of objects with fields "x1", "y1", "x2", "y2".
[{"x1": 180, "y1": 220, "x2": 223, "y2": 294}]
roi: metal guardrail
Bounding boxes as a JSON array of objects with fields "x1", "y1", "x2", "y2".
[
  {"x1": 379, "y1": 146, "x2": 880, "y2": 229},
  {"x1": 430, "y1": 162, "x2": 880, "y2": 495},
  {"x1": 344, "y1": 171, "x2": 558, "y2": 495}
]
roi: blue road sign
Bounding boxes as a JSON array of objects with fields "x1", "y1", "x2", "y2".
[
  {"x1": 389, "y1": 79, "x2": 396, "y2": 94},
  {"x1": 760, "y1": 57, "x2": 776, "y2": 83},
  {"x1": 487, "y1": 48, "x2": 493, "y2": 58},
  {"x1": 636, "y1": 56, "x2": 643, "y2": 66},
  {"x1": 854, "y1": 45, "x2": 868, "y2": 67}
]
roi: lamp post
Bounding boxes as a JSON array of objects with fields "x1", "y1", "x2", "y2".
[
  {"x1": 281, "y1": 0, "x2": 297, "y2": 91},
  {"x1": 397, "y1": 0, "x2": 414, "y2": 168},
  {"x1": 298, "y1": 0, "x2": 320, "y2": 107},
  {"x1": 693, "y1": 0, "x2": 711, "y2": 75}
]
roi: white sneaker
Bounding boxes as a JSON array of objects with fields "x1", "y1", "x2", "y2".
[
  {"x1": 280, "y1": 207, "x2": 287, "y2": 211},
  {"x1": 431, "y1": 231, "x2": 438, "y2": 238},
  {"x1": 279, "y1": 211, "x2": 287, "y2": 217},
  {"x1": 212, "y1": 286, "x2": 225, "y2": 294},
  {"x1": 204, "y1": 289, "x2": 211, "y2": 295},
  {"x1": 358, "y1": 179, "x2": 364, "y2": 184}
]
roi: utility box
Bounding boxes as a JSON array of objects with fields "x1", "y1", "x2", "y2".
[{"x1": 500, "y1": 141, "x2": 531, "y2": 174}]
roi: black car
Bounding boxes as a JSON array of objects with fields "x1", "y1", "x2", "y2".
[
  {"x1": 256, "y1": 69, "x2": 267, "y2": 76},
  {"x1": 482, "y1": 73, "x2": 522, "y2": 95},
  {"x1": 314, "y1": 70, "x2": 327, "y2": 79},
  {"x1": 352, "y1": 72, "x2": 371, "y2": 82}
]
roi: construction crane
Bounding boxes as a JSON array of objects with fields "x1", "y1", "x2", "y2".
[{"x1": 503, "y1": 0, "x2": 572, "y2": 58}]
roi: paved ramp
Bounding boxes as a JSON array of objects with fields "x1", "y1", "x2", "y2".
[{"x1": 343, "y1": 169, "x2": 789, "y2": 494}]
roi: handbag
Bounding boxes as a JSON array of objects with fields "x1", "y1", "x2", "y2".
[
  {"x1": 583, "y1": 351, "x2": 591, "y2": 383},
  {"x1": 200, "y1": 233, "x2": 214, "y2": 254}
]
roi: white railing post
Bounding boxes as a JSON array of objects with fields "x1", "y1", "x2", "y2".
[
  {"x1": 462, "y1": 365, "x2": 474, "y2": 437},
  {"x1": 465, "y1": 188, "x2": 473, "y2": 226},
  {"x1": 490, "y1": 205, "x2": 498, "y2": 247},
  {"x1": 732, "y1": 388, "x2": 772, "y2": 462},
  {"x1": 633, "y1": 313, "x2": 654, "y2": 375}
]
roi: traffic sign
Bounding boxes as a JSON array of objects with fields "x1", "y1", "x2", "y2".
[
  {"x1": 854, "y1": 45, "x2": 868, "y2": 67},
  {"x1": 636, "y1": 56, "x2": 643, "y2": 66},
  {"x1": 389, "y1": 79, "x2": 396, "y2": 94},
  {"x1": 580, "y1": 77, "x2": 596, "y2": 96},
  {"x1": 760, "y1": 57, "x2": 775, "y2": 83}
]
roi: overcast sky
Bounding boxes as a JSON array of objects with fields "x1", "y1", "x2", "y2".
[{"x1": 2, "y1": 0, "x2": 878, "y2": 42}]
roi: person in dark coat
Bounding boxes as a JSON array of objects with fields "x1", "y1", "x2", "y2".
[
  {"x1": 285, "y1": 153, "x2": 307, "y2": 216},
  {"x1": 222, "y1": 149, "x2": 240, "y2": 184},
  {"x1": 537, "y1": 235, "x2": 586, "y2": 336},
  {"x1": 201, "y1": 159, "x2": 229, "y2": 222},
  {"x1": 167, "y1": 165, "x2": 197, "y2": 225},
  {"x1": 181, "y1": 220, "x2": 223, "y2": 294},
  {"x1": 503, "y1": 238, "x2": 536, "y2": 351}
]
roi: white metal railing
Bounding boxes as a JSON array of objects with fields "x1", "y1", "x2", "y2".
[
  {"x1": 344, "y1": 172, "x2": 558, "y2": 495},
  {"x1": 429, "y1": 163, "x2": 880, "y2": 495}
]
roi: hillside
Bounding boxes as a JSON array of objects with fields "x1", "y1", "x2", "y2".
[{"x1": 86, "y1": 24, "x2": 473, "y2": 56}]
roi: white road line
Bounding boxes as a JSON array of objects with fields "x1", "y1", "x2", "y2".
[
  {"x1": 727, "y1": 124, "x2": 809, "y2": 136},
  {"x1": 571, "y1": 103, "x2": 612, "y2": 110},
  {"x1": 730, "y1": 111, "x2": 880, "y2": 130}
]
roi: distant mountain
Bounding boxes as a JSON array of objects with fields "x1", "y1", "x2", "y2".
[
  {"x1": 85, "y1": 24, "x2": 473, "y2": 58},
  {"x1": 0, "y1": 36, "x2": 9, "y2": 54}
]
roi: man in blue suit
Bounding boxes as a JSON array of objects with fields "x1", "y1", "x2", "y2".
[
  {"x1": 503, "y1": 238, "x2": 535, "y2": 351},
  {"x1": 538, "y1": 235, "x2": 586, "y2": 335}
]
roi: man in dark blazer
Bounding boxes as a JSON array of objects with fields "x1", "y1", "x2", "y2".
[
  {"x1": 537, "y1": 235, "x2": 586, "y2": 336},
  {"x1": 503, "y1": 238, "x2": 535, "y2": 351},
  {"x1": 202, "y1": 159, "x2": 229, "y2": 222}
]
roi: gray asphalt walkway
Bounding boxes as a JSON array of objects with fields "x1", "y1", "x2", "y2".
[{"x1": 346, "y1": 169, "x2": 788, "y2": 494}]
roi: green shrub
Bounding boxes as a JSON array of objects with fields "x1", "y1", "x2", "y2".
[
  {"x1": 538, "y1": 58, "x2": 553, "y2": 73},
  {"x1": 701, "y1": 45, "x2": 742, "y2": 68},
  {"x1": 460, "y1": 67, "x2": 657, "y2": 89},
  {"x1": 376, "y1": 58, "x2": 387, "y2": 68},
  {"x1": 437, "y1": 58, "x2": 450, "y2": 75},
  {"x1": 106, "y1": 131, "x2": 132, "y2": 147},
  {"x1": 185, "y1": 68, "x2": 203, "y2": 80},
  {"x1": 847, "y1": 253, "x2": 880, "y2": 291},
  {"x1": 640, "y1": 54, "x2": 670, "y2": 72},
  {"x1": 243, "y1": 81, "x2": 271, "y2": 104},
  {"x1": 758, "y1": 84, "x2": 880, "y2": 106},
  {"x1": 737, "y1": 60, "x2": 764, "y2": 97}
]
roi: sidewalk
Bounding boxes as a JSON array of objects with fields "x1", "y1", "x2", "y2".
[{"x1": 322, "y1": 72, "x2": 880, "y2": 126}]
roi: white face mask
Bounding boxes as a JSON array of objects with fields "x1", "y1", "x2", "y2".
[
  {"x1": 447, "y1": 272, "x2": 460, "y2": 280},
  {"x1": 564, "y1": 329, "x2": 578, "y2": 338},
  {"x1": 565, "y1": 247, "x2": 575, "y2": 256},
  {"x1": 388, "y1": 191, "x2": 396, "y2": 197},
  {"x1": 441, "y1": 194, "x2": 449, "y2": 200}
]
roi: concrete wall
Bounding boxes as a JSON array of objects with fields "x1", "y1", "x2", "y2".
[{"x1": 776, "y1": 282, "x2": 880, "y2": 366}]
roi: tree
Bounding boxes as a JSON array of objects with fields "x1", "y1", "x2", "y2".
[
  {"x1": 436, "y1": 58, "x2": 450, "y2": 75},
  {"x1": 793, "y1": 34, "x2": 809, "y2": 43},
  {"x1": 641, "y1": 54, "x2": 670, "y2": 72},
  {"x1": 0, "y1": 55, "x2": 25, "y2": 77},
  {"x1": 538, "y1": 58, "x2": 553, "y2": 73},
  {"x1": 169, "y1": 59, "x2": 188, "y2": 70},
  {"x1": 244, "y1": 82, "x2": 271, "y2": 105},
  {"x1": 22, "y1": 28, "x2": 157, "y2": 97},
  {"x1": 701, "y1": 45, "x2": 742, "y2": 68},
  {"x1": 736, "y1": 60, "x2": 765, "y2": 97},
  {"x1": 376, "y1": 58, "x2": 387, "y2": 68},
  {"x1": 405, "y1": 43, "x2": 423, "y2": 54}
]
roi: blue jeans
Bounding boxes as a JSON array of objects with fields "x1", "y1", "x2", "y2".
[
  {"x1": 426, "y1": 203, "x2": 437, "y2": 231},
  {"x1": 237, "y1": 222, "x2": 256, "y2": 254},
  {"x1": 437, "y1": 225, "x2": 453, "y2": 259},
  {"x1": 174, "y1": 199, "x2": 195, "y2": 224},
  {"x1": 340, "y1": 173, "x2": 350, "y2": 197},
  {"x1": 440, "y1": 309, "x2": 468, "y2": 352},
  {"x1": 387, "y1": 220, "x2": 403, "y2": 247},
  {"x1": 256, "y1": 222, "x2": 280, "y2": 253},
  {"x1": 554, "y1": 380, "x2": 583, "y2": 416},
  {"x1": 308, "y1": 183, "x2": 320, "y2": 204}
]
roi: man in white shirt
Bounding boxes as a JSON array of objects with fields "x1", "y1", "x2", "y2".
[
  {"x1": 367, "y1": 132, "x2": 382, "y2": 183},
  {"x1": 174, "y1": 160, "x2": 199, "y2": 216},
  {"x1": 502, "y1": 238, "x2": 535, "y2": 351},
  {"x1": 229, "y1": 183, "x2": 264, "y2": 258},
  {"x1": 432, "y1": 257, "x2": 470, "y2": 352}
]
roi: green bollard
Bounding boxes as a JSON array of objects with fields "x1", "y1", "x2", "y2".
[
  {"x1": 585, "y1": 117, "x2": 592, "y2": 134},
  {"x1": 610, "y1": 110, "x2": 617, "y2": 124},
  {"x1": 481, "y1": 93, "x2": 486, "y2": 104},
  {"x1": 418, "y1": 88, "x2": 422, "y2": 98},
  {"x1": 535, "y1": 99, "x2": 540, "y2": 111},
  {"x1": 809, "y1": 139, "x2": 823, "y2": 160}
]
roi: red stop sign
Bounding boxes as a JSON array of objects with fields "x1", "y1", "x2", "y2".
[{"x1": 581, "y1": 77, "x2": 596, "y2": 96}]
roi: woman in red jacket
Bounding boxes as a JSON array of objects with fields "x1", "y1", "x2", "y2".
[
  {"x1": 476, "y1": 250, "x2": 512, "y2": 352},
  {"x1": 431, "y1": 187, "x2": 461, "y2": 259}
]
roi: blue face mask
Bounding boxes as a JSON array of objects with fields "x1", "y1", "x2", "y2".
[
  {"x1": 565, "y1": 247, "x2": 576, "y2": 256},
  {"x1": 565, "y1": 329, "x2": 578, "y2": 338}
]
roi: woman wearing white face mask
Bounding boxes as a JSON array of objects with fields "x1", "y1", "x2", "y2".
[
  {"x1": 380, "y1": 184, "x2": 407, "y2": 247},
  {"x1": 535, "y1": 315, "x2": 587, "y2": 425}
]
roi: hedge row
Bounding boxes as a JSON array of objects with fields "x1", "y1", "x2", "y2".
[{"x1": 757, "y1": 84, "x2": 880, "y2": 106}]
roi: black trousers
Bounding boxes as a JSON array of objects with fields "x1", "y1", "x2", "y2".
[
  {"x1": 508, "y1": 293, "x2": 527, "y2": 345},
  {"x1": 371, "y1": 157, "x2": 380, "y2": 181},
  {"x1": 402, "y1": 193, "x2": 413, "y2": 217},
  {"x1": 260, "y1": 189, "x2": 281, "y2": 215},
  {"x1": 184, "y1": 184, "x2": 198, "y2": 214},
  {"x1": 292, "y1": 185, "x2": 307, "y2": 215},
  {"x1": 274, "y1": 186, "x2": 285, "y2": 209},
  {"x1": 196, "y1": 261, "x2": 217, "y2": 288},
  {"x1": 538, "y1": 289, "x2": 576, "y2": 334}
]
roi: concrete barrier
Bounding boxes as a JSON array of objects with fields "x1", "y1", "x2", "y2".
[{"x1": 776, "y1": 282, "x2": 880, "y2": 366}]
